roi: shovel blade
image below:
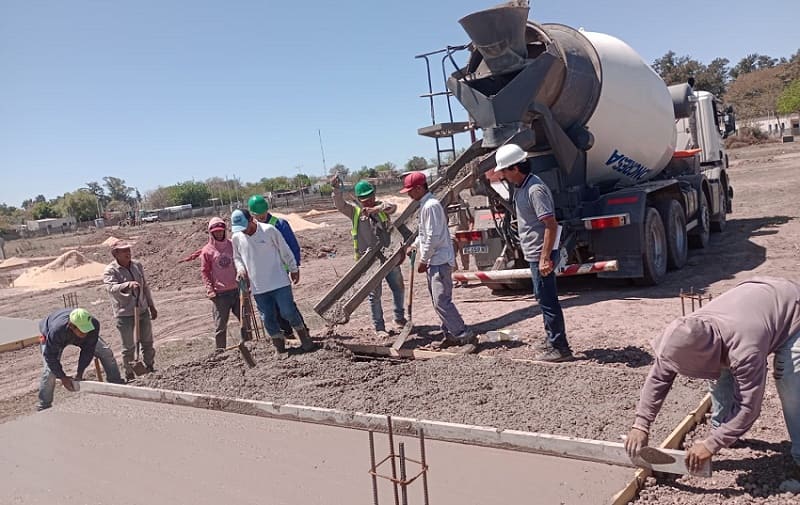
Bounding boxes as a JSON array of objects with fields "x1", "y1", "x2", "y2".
[
  {"x1": 131, "y1": 361, "x2": 148, "y2": 376},
  {"x1": 391, "y1": 323, "x2": 413, "y2": 350},
  {"x1": 238, "y1": 342, "x2": 257, "y2": 368}
]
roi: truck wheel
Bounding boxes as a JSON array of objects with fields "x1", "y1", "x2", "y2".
[
  {"x1": 637, "y1": 207, "x2": 668, "y2": 286},
  {"x1": 657, "y1": 199, "x2": 687, "y2": 270},
  {"x1": 689, "y1": 192, "x2": 710, "y2": 249},
  {"x1": 711, "y1": 188, "x2": 727, "y2": 233}
]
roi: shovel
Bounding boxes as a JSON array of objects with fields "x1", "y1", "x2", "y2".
[
  {"x1": 224, "y1": 342, "x2": 256, "y2": 368},
  {"x1": 130, "y1": 292, "x2": 148, "y2": 377},
  {"x1": 392, "y1": 250, "x2": 416, "y2": 350}
]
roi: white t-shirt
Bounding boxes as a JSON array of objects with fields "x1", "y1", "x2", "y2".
[{"x1": 232, "y1": 222, "x2": 297, "y2": 295}]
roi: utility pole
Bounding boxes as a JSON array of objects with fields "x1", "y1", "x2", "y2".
[{"x1": 318, "y1": 129, "x2": 327, "y2": 177}]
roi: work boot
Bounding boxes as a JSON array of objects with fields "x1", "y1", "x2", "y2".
[
  {"x1": 145, "y1": 364, "x2": 156, "y2": 374},
  {"x1": 375, "y1": 329, "x2": 390, "y2": 339},
  {"x1": 271, "y1": 337, "x2": 287, "y2": 354},
  {"x1": 447, "y1": 329, "x2": 479, "y2": 354},
  {"x1": 296, "y1": 327, "x2": 316, "y2": 352},
  {"x1": 533, "y1": 347, "x2": 574, "y2": 363},
  {"x1": 36, "y1": 404, "x2": 51, "y2": 412}
]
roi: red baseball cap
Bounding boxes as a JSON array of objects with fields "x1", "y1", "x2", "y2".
[{"x1": 400, "y1": 171, "x2": 427, "y2": 193}]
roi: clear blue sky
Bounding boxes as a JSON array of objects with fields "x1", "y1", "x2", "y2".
[{"x1": 1, "y1": 0, "x2": 798, "y2": 207}]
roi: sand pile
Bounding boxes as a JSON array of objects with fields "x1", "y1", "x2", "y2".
[
  {"x1": 14, "y1": 250, "x2": 106, "y2": 289},
  {"x1": 272, "y1": 212, "x2": 322, "y2": 231},
  {"x1": 101, "y1": 236, "x2": 120, "y2": 246},
  {"x1": 0, "y1": 257, "x2": 30, "y2": 269},
  {"x1": 381, "y1": 195, "x2": 412, "y2": 214}
]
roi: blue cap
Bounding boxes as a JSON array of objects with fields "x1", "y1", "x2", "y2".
[{"x1": 230, "y1": 209, "x2": 250, "y2": 233}]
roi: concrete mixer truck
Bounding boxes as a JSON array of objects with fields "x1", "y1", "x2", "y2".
[
  {"x1": 420, "y1": 3, "x2": 736, "y2": 289},
  {"x1": 312, "y1": 3, "x2": 735, "y2": 326}
]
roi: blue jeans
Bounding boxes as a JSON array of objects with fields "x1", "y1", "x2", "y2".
[
  {"x1": 38, "y1": 337, "x2": 123, "y2": 409},
  {"x1": 426, "y1": 263, "x2": 466, "y2": 338},
  {"x1": 253, "y1": 285, "x2": 304, "y2": 339},
  {"x1": 529, "y1": 251, "x2": 569, "y2": 352},
  {"x1": 710, "y1": 330, "x2": 800, "y2": 465},
  {"x1": 369, "y1": 265, "x2": 405, "y2": 331}
]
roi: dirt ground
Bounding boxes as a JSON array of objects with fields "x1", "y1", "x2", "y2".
[{"x1": 2, "y1": 142, "x2": 800, "y2": 504}]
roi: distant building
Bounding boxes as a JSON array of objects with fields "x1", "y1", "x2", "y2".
[
  {"x1": 24, "y1": 217, "x2": 76, "y2": 232},
  {"x1": 741, "y1": 112, "x2": 800, "y2": 137}
]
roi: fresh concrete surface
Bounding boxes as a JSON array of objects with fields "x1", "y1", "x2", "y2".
[
  {"x1": 1, "y1": 394, "x2": 633, "y2": 505},
  {"x1": 0, "y1": 316, "x2": 39, "y2": 345}
]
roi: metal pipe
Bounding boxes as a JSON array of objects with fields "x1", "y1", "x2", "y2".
[
  {"x1": 386, "y1": 417, "x2": 400, "y2": 505},
  {"x1": 451, "y1": 260, "x2": 618, "y2": 282}
]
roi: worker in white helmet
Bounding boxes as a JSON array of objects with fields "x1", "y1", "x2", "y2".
[{"x1": 494, "y1": 144, "x2": 572, "y2": 363}]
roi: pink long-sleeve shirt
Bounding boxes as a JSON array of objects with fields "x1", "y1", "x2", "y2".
[
  {"x1": 200, "y1": 236, "x2": 238, "y2": 295},
  {"x1": 634, "y1": 276, "x2": 800, "y2": 453}
]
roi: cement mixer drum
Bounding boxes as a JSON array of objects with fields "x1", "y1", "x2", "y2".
[{"x1": 451, "y1": 5, "x2": 677, "y2": 186}]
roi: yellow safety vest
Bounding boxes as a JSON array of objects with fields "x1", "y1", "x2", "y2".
[{"x1": 352, "y1": 206, "x2": 388, "y2": 260}]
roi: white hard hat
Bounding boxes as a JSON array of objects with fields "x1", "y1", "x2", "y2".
[{"x1": 494, "y1": 144, "x2": 528, "y2": 172}]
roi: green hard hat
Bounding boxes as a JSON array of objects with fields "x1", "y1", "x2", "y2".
[
  {"x1": 248, "y1": 194, "x2": 268, "y2": 215},
  {"x1": 354, "y1": 180, "x2": 375, "y2": 198},
  {"x1": 69, "y1": 308, "x2": 95, "y2": 333}
]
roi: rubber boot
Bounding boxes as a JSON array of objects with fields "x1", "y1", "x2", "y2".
[
  {"x1": 271, "y1": 337, "x2": 286, "y2": 354},
  {"x1": 296, "y1": 327, "x2": 316, "y2": 352}
]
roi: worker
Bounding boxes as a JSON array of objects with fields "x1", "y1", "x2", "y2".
[
  {"x1": 625, "y1": 276, "x2": 800, "y2": 475},
  {"x1": 400, "y1": 171, "x2": 475, "y2": 350},
  {"x1": 201, "y1": 217, "x2": 247, "y2": 351},
  {"x1": 102, "y1": 239, "x2": 158, "y2": 379},
  {"x1": 330, "y1": 177, "x2": 406, "y2": 338},
  {"x1": 247, "y1": 194, "x2": 306, "y2": 338},
  {"x1": 37, "y1": 308, "x2": 123, "y2": 411},
  {"x1": 494, "y1": 144, "x2": 572, "y2": 363},
  {"x1": 230, "y1": 209, "x2": 314, "y2": 354}
]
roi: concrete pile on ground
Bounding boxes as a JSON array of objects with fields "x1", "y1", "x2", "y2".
[
  {"x1": 271, "y1": 212, "x2": 323, "y2": 231},
  {"x1": 0, "y1": 257, "x2": 30, "y2": 270},
  {"x1": 13, "y1": 250, "x2": 106, "y2": 289}
]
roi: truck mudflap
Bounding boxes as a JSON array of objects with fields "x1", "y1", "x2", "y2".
[{"x1": 452, "y1": 260, "x2": 618, "y2": 283}]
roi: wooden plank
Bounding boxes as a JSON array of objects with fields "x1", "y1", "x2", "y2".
[
  {"x1": 0, "y1": 336, "x2": 40, "y2": 354},
  {"x1": 609, "y1": 394, "x2": 712, "y2": 505},
  {"x1": 78, "y1": 381, "x2": 703, "y2": 476}
]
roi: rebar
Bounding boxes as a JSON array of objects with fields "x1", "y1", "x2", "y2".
[
  {"x1": 419, "y1": 429, "x2": 430, "y2": 505},
  {"x1": 386, "y1": 416, "x2": 400, "y2": 505},
  {"x1": 369, "y1": 431, "x2": 380, "y2": 505},
  {"x1": 398, "y1": 443, "x2": 409, "y2": 505}
]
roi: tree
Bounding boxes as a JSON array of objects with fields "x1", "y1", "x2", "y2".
[
  {"x1": 756, "y1": 54, "x2": 778, "y2": 70},
  {"x1": 730, "y1": 54, "x2": 759, "y2": 79},
  {"x1": 777, "y1": 79, "x2": 800, "y2": 114},
  {"x1": 329, "y1": 163, "x2": 349, "y2": 178},
  {"x1": 404, "y1": 156, "x2": 429, "y2": 172},
  {"x1": 31, "y1": 201, "x2": 59, "y2": 220},
  {"x1": 373, "y1": 162, "x2": 397, "y2": 175},
  {"x1": 59, "y1": 191, "x2": 99, "y2": 221},
  {"x1": 652, "y1": 51, "x2": 728, "y2": 95},
  {"x1": 34, "y1": 194, "x2": 46, "y2": 204},
  {"x1": 103, "y1": 176, "x2": 133, "y2": 203},
  {"x1": 167, "y1": 181, "x2": 211, "y2": 207},
  {"x1": 86, "y1": 181, "x2": 110, "y2": 206},
  {"x1": 294, "y1": 173, "x2": 311, "y2": 188},
  {"x1": 145, "y1": 187, "x2": 171, "y2": 210}
]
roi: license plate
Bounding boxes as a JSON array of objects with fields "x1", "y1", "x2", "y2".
[{"x1": 462, "y1": 244, "x2": 489, "y2": 254}]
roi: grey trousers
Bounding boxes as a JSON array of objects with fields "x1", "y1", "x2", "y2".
[
  {"x1": 426, "y1": 263, "x2": 466, "y2": 338},
  {"x1": 212, "y1": 289, "x2": 243, "y2": 349},
  {"x1": 116, "y1": 310, "x2": 154, "y2": 376}
]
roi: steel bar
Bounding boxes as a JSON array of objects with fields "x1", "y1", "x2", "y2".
[
  {"x1": 387, "y1": 417, "x2": 400, "y2": 505},
  {"x1": 419, "y1": 429, "x2": 430, "y2": 505},
  {"x1": 398, "y1": 443, "x2": 408, "y2": 505},
  {"x1": 369, "y1": 431, "x2": 380, "y2": 505}
]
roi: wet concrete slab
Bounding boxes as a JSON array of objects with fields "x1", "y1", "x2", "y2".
[
  {"x1": 0, "y1": 316, "x2": 39, "y2": 346},
  {"x1": 0, "y1": 394, "x2": 634, "y2": 504}
]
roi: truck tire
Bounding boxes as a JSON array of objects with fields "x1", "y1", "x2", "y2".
[
  {"x1": 689, "y1": 192, "x2": 710, "y2": 249},
  {"x1": 711, "y1": 188, "x2": 727, "y2": 233},
  {"x1": 657, "y1": 199, "x2": 688, "y2": 270},
  {"x1": 636, "y1": 207, "x2": 668, "y2": 286}
]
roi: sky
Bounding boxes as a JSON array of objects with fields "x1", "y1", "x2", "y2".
[{"x1": 1, "y1": 0, "x2": 798, "y2": 207}]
